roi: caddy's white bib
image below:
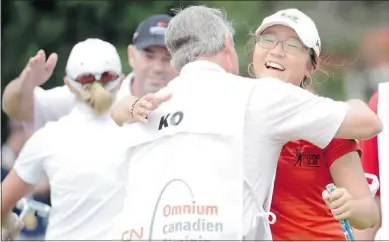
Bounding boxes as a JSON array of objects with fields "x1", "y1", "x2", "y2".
[{"x1": 117, "y1": 67, "x2": 256, "y2": 240}]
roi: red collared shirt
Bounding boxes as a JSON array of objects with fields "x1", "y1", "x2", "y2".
[{"x1": 271, "y1": 138, "x2": 361, "y2": 240}]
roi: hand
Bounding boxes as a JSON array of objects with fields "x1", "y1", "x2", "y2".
[
  {"x1": 19, "y1": 49, "x2": 58, "y2": 87},
  {"x1": 111, "y1": 93, "x2": 172, "y2": 126},
  {"x1": 1, "y1": 212, "x2": 24, "y2": 241},
  {"x1": 131, "y1": 93, "x2": 173, "y2": 123},
  {"x1": 322, "y1": 187, "x2": 354, "y2": 221}
]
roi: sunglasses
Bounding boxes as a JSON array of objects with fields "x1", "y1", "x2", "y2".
[{"x1": 72, "y1": 71, "x2": 120, "y2": 85}]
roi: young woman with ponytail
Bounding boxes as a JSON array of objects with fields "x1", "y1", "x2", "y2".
[{"x1": 1, "y1": 38, "x2": 171, "y2": 240}]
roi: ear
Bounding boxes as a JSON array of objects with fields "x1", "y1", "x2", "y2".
[
  {"x1": 223, "y1": 33, "x2": 234, "y2": 55},
  {"x1": 305, "y1": 57, "x2": 317, "y2": 78},
  {"x1": 128, "y1": 44, "x2": 135, "y2": 69},
  {"x1": 222, "y1": 33, "x2": 239, "y2": 75},
  {"x1": 304, "y1": 69, "x2": 313, "y2": 79}
]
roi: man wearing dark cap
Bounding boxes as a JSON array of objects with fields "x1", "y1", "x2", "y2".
[
  {"x1": 2, "y1": 14, "x2": 178, "y2": 132},
  {"x1": 119, "y1": 14, "x2": 177, "y2": 99}
]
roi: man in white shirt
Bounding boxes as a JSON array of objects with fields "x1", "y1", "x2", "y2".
[
  {"x1": 113, "y1": 5, "x2": 382, "y2": 241},
  {"x1": 1, "y1": 14, "x2": 178, "y2": 131}
]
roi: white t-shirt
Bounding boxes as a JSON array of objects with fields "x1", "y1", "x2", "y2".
[
  {"x1": 118, "y1": 61, "x2": 348, "y2": 239},
  {"x1": 27, "y1": 73, "x2": 134, "y2": 131},
  {"x1": 13, "y1": 103, "x2": 130, "y2": 240}
]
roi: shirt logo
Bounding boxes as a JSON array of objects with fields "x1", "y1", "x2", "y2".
[
  {"x1": 293, "y1": 146, "x2": 320, "y2": 168},
  {"x1": 158, "y1": 111, "x2": 184, "y2": 130}
]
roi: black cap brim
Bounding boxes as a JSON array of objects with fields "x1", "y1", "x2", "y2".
[{"x1": 135, "y1": 36, "x2": 166, "y2": 50}]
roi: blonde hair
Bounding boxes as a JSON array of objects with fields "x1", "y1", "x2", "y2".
[{"x1": 79, "y1": 82, "x2": 113, "y2": 114}]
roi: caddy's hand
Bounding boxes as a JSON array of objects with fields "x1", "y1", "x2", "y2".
[{"x1": 111, "y1": 93, "x2": 172, "y2": 126}]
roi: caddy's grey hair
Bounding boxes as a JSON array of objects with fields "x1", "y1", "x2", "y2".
[{"x1": 165, "y1": 5, "x2": 236, "y2": 71}]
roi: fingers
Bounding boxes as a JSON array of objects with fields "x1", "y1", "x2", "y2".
[
  {"x1": 333, "y1": 210, "x2": 352, "y2": 221},
  {"x1": 323, "y1": 188, "x2": 346, "y2": 210},
  {"x1": 327, "y1": 195, "x2": 347, "y2": 210},
  {"x1": 138, "y1": 99, "x2": 153, "y2": 109},
  {"x1": 22, "y1": 51, "x2": 42, "y2": 75},
  {"x1": 131, "y1": 109, "x2": 149, "y2": 123},
  {"x1": 134, "y1": 114, "x2": 149, "y2": 124},
  {"x1": 327, "y1": 188, "x2": 345, "y2": 203},
  {"x1": 143, "y1": 93, "x2": 173, "y2": 108},
  {"x1": 23, "y1": 49, "x2": 56, "y2": 74},
  {"x1": 155, "y1": 93, "x2": 173, "y2": 106},
  {"x1": 142, "y1": 93, "x2": 157, "y2": 103},
  {"x1": 130, "y1": 99, "x2": 150, "y2": 123},
  {"x1": 134, "y1": 108, "x2": 151, "y2": 123},
  {"x1": 331, "y1": 202, "x2": 351, "y2": 218},
  {"x1": 322, "y1": 190, "x2": 330, "y2": 203},
  {"x1": 323, "y1": 187, "x2": 353, "y2": 221},
  {"x1": 20, "y1": 51, "x2": 42, "y2": 79},
  {"x1": 19, "y1": 65, "x2": 32, "y2": 82},
  {"x1": 45, "y1": 53, "x2": 58, "y2": 74},
  {"x1": 130, "y1": 93, "x2": 173, "y2": 124},
  {"x1": 37, "y1": 49, "x2": 45, "y2": 57},
  {"x1": 19, "y1": 54, "x2": 39, "y2": 82},
  {"x1": 35, "y1": 49, "x2": 46, "y2": 65},
  {"x1": 36, "y1": 50, "x2": 46, "y2": 73}
]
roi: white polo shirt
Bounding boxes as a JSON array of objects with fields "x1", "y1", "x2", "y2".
[
  {"x1": 26, "y1": 73, "x2": 134, "y2": 131},
  {"x1": 13, "y1": 102, "x2": 130, "y2": 240},
  {"x1": 118, "y1": 60, "x2": 348, "y2": 240}
]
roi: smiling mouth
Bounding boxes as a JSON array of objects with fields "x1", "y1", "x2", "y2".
[{"x1": 265, "y1": 61, "x2": 285, "y2": 71}]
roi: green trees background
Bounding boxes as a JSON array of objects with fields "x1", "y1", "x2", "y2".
[{"x1": 1, "y1": 0, "x2": 387, "y2": 142}]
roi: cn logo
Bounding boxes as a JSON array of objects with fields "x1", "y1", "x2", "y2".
[
  {"x1": 158, "y1": 111, "x2": 184, "y2": 130},
  {"x1": 122, "y1": 227, "x2": 144, "y2": 240}
]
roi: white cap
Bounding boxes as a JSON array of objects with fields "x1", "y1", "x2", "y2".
[
  {"x1": 65, "y1": 38, "x2": 122, "y2": 92},
  {"x1": 66, "y1": 38, "x2": 122, "y2": 79},
  {"x1": 255, "y1": 9, "x2": 321, "y2": 57}
]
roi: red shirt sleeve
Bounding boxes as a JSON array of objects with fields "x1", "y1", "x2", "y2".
[
  {"x1": 324, "y1": 138, "x2": 361, "y2": 167},
  {"x1": 360, "y1": 92, "x2": 380, "y2": 195}
]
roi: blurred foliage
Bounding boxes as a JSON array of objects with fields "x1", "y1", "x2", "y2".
[
  {"x1": 0, "y1": 0, "x2": 196, "y2": 142},
  {"x1": 1, "y1": 0, "x2": 196, "y2": 90},
  {"x1": 1, "y1": 0, "x2": 387, "y2": 142}
]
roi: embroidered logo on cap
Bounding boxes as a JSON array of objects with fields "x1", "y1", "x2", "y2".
[
  {"x1": 150, "y1": 22, "x2": 167, "y2": 36},
  {"x1": 280, "y1": 12, "x2": 299, "y2": 23},
  {"x1": 157, "y1": 21, "x2": 167, "y2": 27}
]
